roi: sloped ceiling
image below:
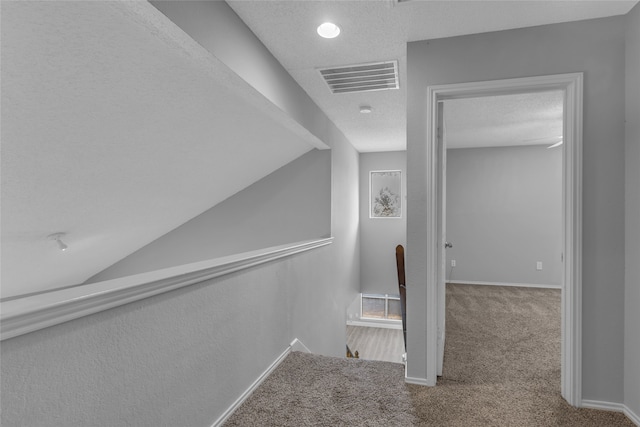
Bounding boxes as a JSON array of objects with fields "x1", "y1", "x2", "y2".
[{"x1": 1, "y1": 1, "x2": 317, "y2": 298}]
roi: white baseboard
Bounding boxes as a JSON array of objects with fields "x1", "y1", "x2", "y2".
[
  {"x1": 211, "y1": 338, "x2": 308, "y2": 427},
  {"x1": 582, "y1": 400, "x2": 640, "y2": 426},
  {"x1": 582, "y1": 399, "x2": 626, "y2": 412},
  {"x1": 625, "y1": 406, "x2": 640, "y2": 426},
  {"x1": 447, "y1": 280, "x2": 562, "y2": 289},
  {"x1": 404, "y1": 375, "x2": 435, "y2": 387},
  {"x1": 346, "y1": 319, "x2": 402, "y2": 330},
  {"x1": 290, "y1": 338, "x2": 311, "y2": 353}
]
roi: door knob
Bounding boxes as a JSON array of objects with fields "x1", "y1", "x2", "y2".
[{"x1": 445, "y1": 242, "x2": 453, "y2": 249}]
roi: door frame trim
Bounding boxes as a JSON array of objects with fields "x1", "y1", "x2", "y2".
[{"x1": 423, "y1": 73, "x2": 583, "y2": 406}]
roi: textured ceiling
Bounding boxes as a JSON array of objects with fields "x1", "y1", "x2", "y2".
[
  {"x1": 444, "y1": 91, "x2": 564, "y2": 149},
  {"x1": 1, "y1": 1, "x2": 316, "y2": 297},
  {"x1": 228, "y1": 0, "x2": 637, "y2": 152}
]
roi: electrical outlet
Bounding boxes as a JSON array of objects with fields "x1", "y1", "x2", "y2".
[
  {"x1": 536, "y1": 261, "x2": 543, "y2": 271},
  {"x1": 451, "y1": 260, "x2": 457, "y2": 267}
]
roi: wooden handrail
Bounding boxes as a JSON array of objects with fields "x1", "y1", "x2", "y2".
[{"x1": 396, "y1": 244, "x2": 407, "y2": 352}]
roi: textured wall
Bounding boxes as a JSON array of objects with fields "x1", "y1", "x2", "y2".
[
  {"x1": 0, "y1": 1, "x2": 317, "y2": 298},
  {"x1": 359, "y1": 151, "x2": 407, "y2": 295},
  {"x1": 1, "y1": 246, "x2": 333, "y2": 426},
  {"x1": 88, "y1": 149, "x2": 331, "y2": 282},
  {"x1": 407, "y1": 16, "x2": 626, "y2": 402},
  {"x1": 1, "y1": 142, "x2": 357, "y2": 427},
  {"x1": 446, "y1": 146, "x2": 562, "y2": 286},
  {"x1": 292, "y1": 124, "x2": 360, "y2": 353},
  {"x1": 0, "y1": 2, "x2": 360, "y2": 426},
  {"x1": 625, "y1": 1, "x2": 640, "y2": 419}
]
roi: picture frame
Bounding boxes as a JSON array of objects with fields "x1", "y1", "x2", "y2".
[{"x1": 370, "y1": 170, "x2": 402, "y2": 218}]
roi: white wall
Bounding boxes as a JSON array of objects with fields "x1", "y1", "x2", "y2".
[
  {"x1": 359, "y1": 151, "x2": 407, "y2": 295},
  {"x1": 0, "y1": 2, "x2": 361, "y2": 425},
  {"x1": 407, "y1": 16, "x2": 626, "y2": 402},
  {"x1": 625, "y1": 2, "x2": 640, "y2": 419},
  {"x1": 88, "y1": 149, "x2": 331, "y2": 282},
  {"x1": 446, "y1": 146, "x2": 562, "y2": 286}
]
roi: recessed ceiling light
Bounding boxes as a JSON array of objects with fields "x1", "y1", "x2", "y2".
[
  {"x1": 317, "y1": 22, "x2": 340, "y2": 39},
  {"x1": 360, "y1": 106, "x2": 373, "y2": 114}
]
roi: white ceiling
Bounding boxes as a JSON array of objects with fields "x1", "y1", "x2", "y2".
[
  {"x1": 1, "y1": 1, "x2": 317, "y2": 298},
  {"x1": 228, "y1": 0, "x2": 637, "y2": 152},
  {"x1": 444, "y1": 91, "x2": 564, "y2": 149}
]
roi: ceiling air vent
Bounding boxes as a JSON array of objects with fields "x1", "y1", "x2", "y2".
[{"x1": 319, "y1": 61, "x2": 399, "y2": 94}]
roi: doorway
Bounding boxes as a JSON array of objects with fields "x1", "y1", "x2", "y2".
[
  {"x1": 423, "y1": 73, "x2": 583, "y2": 406},
  {"x1": 346, "y1": 293, "x2": 405, "y2": 363},
  {"x1": 438, "y1": 90, "x2": 564, "y2": 393}
]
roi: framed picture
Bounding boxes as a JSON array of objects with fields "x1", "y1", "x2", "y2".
[{"x1": 370, "y1": 170, "x2": 401, "y2": 218}]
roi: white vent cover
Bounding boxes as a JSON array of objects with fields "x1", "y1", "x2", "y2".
[{"x1": 319, "y1": 61, "x2": 399, "y2": 94}]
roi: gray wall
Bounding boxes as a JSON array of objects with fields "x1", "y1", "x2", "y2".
[
  {"x1": 407, "y1": 16, "x2": 626, "y2": 402},
  {"x1": 150, "y1": 0, "x2": 328, "y2": 148},
  {"x1": 446, "y1": 146, "x2": 562, "y2": 286},
  {"x1": 625, "y1": 2, "x2": 640, "y2": 418},
  {"x1": 0, "y1": 2, "x2": 361, "y2": 426},
  {"x1": 88, "y1": 149, "x2": 331, "y2": 282},
  {"x1": 1, "y1": 245, "x2": 342, "y2": 427},
  {"x1": 359, "y1": 151, "x2": 407, "y2": 295}
]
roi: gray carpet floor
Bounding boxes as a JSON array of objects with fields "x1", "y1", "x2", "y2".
[{"x1": 224, "y1": 284, "x2": 634, "y2": 426}]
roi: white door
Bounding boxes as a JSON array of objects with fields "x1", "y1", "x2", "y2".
[{"x1": 436, "y1": 102, "x2": 447, "y2": 376}]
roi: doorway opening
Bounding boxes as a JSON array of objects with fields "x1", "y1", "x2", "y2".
[
  {"x1": 440, "y1": 90, "x2": 564, "y2": 395},
  {"x1": 423, "y1": 73, "x2": 583, "y2": 406},
  {"x1": 346, "y1": 293, "x2": 405, "y2": 363}
]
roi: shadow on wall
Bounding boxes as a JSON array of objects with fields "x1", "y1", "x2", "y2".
[{"x1": 87, "y1": 149, "x2": 332, "y2": 283}]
